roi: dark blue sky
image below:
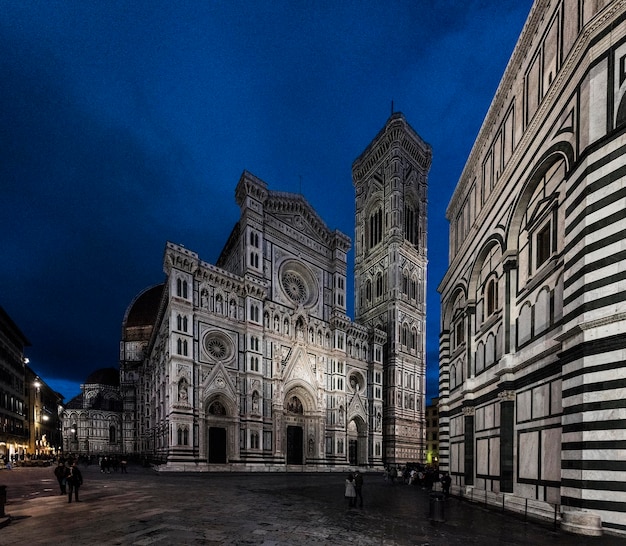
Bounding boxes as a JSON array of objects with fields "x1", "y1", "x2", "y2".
[{"x1": 1, "y1": 1, "x2": 532, "y2": 402}]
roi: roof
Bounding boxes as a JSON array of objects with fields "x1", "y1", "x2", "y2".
[
  {"x1": 84, "y1": 367, "x2": 119, "y2": 387},
  {"x1": 123, "y1": 284, "x2": 164, "y2": 329}
]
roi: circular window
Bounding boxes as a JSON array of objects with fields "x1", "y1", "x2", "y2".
[
  {"x1": 279, "y1": 261, "x2": 318, "y2": 307},
  {"x1": 203, "y1": 331, "x2": 234, "y2": 362},
  {"x1": 281, "y1": 271, "x2": 308, "y2": 304}
]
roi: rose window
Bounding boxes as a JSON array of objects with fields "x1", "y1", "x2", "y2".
[
  {"x1": 279, "y1": 260, "x2": 318, "y2": 308},
  {"x1": 207, "y1": 339, "x2": 226, "y2": 359},
  {"x1": 203, "y1": 332, "x2": 234, "y2": 362},
  {"x1": 282, "y1": 272, "x2": 308, "y2": 304}
]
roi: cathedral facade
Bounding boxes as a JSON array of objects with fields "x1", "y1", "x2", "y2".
[
  {"x1": 438, "y1": 0, "x2": 626, "y2": 536},
  {"x1": 120, "y1": 115, "x2": 430, "y2": 471}
]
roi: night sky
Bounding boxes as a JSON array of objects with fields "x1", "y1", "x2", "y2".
[{"x1": 1, "y1": 1, "x2": 532, "y2": 403}]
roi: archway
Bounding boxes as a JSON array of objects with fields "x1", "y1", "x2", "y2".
[
  {"x1": 347, "y1": 416, "x2": 367, "y2": 466},
  {"x1": 206, "y1": 398, "x2": 235, "y2": 465},
  {"x1": 285, "y1": 394, "x2": 305, "y2": 465}
]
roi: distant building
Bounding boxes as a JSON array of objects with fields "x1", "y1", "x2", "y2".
[
  {"x1": 438, "y1": 0, "x2": 626, "y2": 536},
  {"x1": 61, "y1": 367, "x2": 122, "y2": 455},
  {"x1": 119, "y1": 114, "x2": 431, "y2": 470},
  {"x1": 424, "y1": 397, "x2": 439, "y2": 466},
  {"x1": 0, "y1": 306, "x2": 29, "y2": 461}
]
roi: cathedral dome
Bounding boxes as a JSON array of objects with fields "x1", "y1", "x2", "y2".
[
  {"x1": 84, "y1": 367, "x2": 119, "y2": 387},
  {"x1": 123, "y1": 284, "x2": 164, "y2": 329}
]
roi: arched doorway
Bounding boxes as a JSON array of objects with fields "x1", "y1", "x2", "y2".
[
  {"x1": 285, "y1": 395, "x2": 304, "y2": 465},
  {"x1": 207, "y1": 400, "x2": 228, "y2": 464},
  {"x1": 347, "y1": 416, "x2": 367, "y2": 466}
]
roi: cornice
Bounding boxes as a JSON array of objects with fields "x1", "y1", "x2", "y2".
[
  {"x1": 265, "y1": 190, "x2": 350, "y2": 250},
  {"x1": 352, "y1": 113, "x2": 432, "y2": 184},
  {"x1": 448, "y1": 0, "x2": 626, "y2": 218}
]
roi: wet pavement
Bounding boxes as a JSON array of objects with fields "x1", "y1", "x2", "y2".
[{"x1": 0, "y1": 464, "x2": 624, "y2": 545}]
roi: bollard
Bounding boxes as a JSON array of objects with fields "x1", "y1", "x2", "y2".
[
  {"x1": 429, "y1": 492, "x2": 445, "y2": 522},
  {"x1": 0, "y1": 485, "x2": 6, "y2": 517}
]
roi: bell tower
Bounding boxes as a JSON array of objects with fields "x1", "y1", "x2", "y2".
[{"x1": 353, "y1": 113, "x2": 431, "y2": 464}]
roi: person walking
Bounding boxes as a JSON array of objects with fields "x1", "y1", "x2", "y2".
[
  {"x1": 67, "y1": 461, "x2": 83, "y2": 503},
  {"x1": 344, "y1": 473, "x2": 356, "y2": 508},
  {"x1": 54, "y1": 462, "x2": 69, "y2": 495},
  {"x1": 441, "y1": 471, "x2": 452, "y2": 498},
  {"x1": 354, "y1": 470, "x2": 364, "y2": 508}
]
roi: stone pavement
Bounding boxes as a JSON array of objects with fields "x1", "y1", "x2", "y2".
[{"x1": 0, "y1": 464, "x2": 624, "y2": 545}]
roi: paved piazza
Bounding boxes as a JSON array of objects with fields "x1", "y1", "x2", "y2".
[{"x1": 0, "y1": 464, "x2": 624, "y2": 545}]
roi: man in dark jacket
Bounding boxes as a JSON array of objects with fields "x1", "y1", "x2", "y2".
[
  {"x1": 354, "y1": 470, "x2": 364, "y2": 508},
  {"x1": 54, "y1": 462, "x2": 69, "y2": 495},
  {"x1": 441, "y1": 471, "x2": 452, "y2": 498},
  {"x1": 67, "y1": 461, "x2": 83, "y2": 503}
]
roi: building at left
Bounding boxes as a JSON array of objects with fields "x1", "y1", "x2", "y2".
[{"x1": 0, "y1": 305, "x2": 63, "y2": 462}]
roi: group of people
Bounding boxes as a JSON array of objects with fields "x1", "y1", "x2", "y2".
[
  {"x1": 53, "y1": 459, "x2": 83, "y2": 503},
  {"x1": 383, "y1": 464, "x2": 452, "y2": 497},
  {"x1": 343, "y1": 466, "x2": 452, "y2": 508},
  {"x1": 98, "y1": 455, "x2": 128, "y2": 473},
  {"x1": 344, "y1": 470, "x2": 364, "y2": 508}
]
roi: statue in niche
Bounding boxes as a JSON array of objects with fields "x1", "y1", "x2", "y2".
[
  {"x1": 216, "y1": 294, "x2": 223, "y2": 314},
  {"x1": 339, "y1": 405, "x2": 344, "y2": 425},
  {"x1": 252, "y1": 392, "x2": 259, "y2": 413},
  {"x1": 178, "y1": 379, "x2": 188, "y2": 402},
  {"x1": 230, "y1": 299, "x2": 237, "y2": 319},
  {"x1": 201, "y1": 289, "x2": 209, "y2": 309},
  {"x1": 376, "y1": 411, "x2": 382, "y2": 431},
  {"x1": 308, "y1": 437, "x2": 314, "y2": 455}
]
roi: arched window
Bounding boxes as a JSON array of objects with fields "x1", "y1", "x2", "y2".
[
  {"x1": 109, "y1": 425, "x2": 116, "y2": 443},
  {"x1": 176, "y1": 278, "x2": 188, "y2": 299},
  {"x1": 486, "y1": 278, "x2": 497, "y2": 317},
  {"x1": 404, "y1": 203, "x2": 419, "y2": 246},
  {"x1": 475, "y1": 341, "x2": 485, "y2": 374},
  {"x1": 376, "y1": 273, "x2": 383, "y2": 298},
  {"x1": 368, "y1": 207, "x2": 383, "y2": 248},
  {"x1": 366, "y1": 280, "x2": 372, "y2": 302}
]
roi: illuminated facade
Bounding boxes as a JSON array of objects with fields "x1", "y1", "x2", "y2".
[
  {"x1": 121, "y1": 115, "x2": 430, "y2": 470},
  {"x1": 438, "y1": 0, "x2": 626, "y2": 536}
]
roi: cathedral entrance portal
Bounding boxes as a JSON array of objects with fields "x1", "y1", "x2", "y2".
[
  {"x1": 349, "y1": 440, "x2": 357, "y2": 465},
  {"x1": 208, "y1": 427, "x2": 227, "y2": 463},
  {"x1": 286, "y1": 426, "x2": 303, "y2": 464},
  {"x1": 348, "y1": 418, "x2": 367, "y2": 466}
]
